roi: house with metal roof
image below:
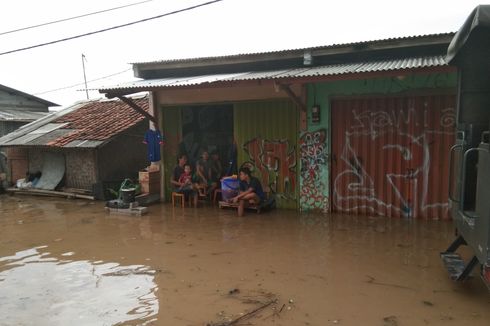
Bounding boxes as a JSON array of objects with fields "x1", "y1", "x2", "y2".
[
  {"x1": 0, "y1": 84, "x2": 58, "y2": 137},
  {"x1": 98, "y1": 33, "x2": 458, "y2": 218},
  {"x1": 0, "y1": 95, "x2": 149, "y2": 198},
  {"x1": 0, "y1": 84, "x2": 59, "y2": 190}
]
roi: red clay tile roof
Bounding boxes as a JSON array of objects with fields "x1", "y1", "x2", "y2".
[{"x1": 47, "y1": 97, "x2": 148, "y2": 147}]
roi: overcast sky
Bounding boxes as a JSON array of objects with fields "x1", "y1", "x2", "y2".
[{"x1": 0, "y1": 0, "x2": 485, "y2": 107}]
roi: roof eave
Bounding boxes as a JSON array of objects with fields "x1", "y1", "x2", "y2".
[
  {"x1": 133, "y1": 33, "x2": 455, "y2": 78},
  {"x1": 100, "y1": 64, "x2": 456, "y2": 97},
  {"x1": 0, "y1": 84, "x2": 60, "y2": 107}
]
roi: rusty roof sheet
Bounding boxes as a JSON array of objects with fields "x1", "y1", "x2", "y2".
[
  {"x1": 100, "y1": 55, "x2": 448, "y2": 92},
  {"x1": 0, "y1": 95, "x2": 148, "y2": 148}
]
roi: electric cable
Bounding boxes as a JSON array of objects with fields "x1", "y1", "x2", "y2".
[
  {"x1": 0, "y1": 0, "x2": 155, "y2": 36},
  {"x1": 34, "y1": 68, "x2": 132, "y2": 95},
  {"x1": 0, "y1": 0, "x2": 224, "y2": 56}
]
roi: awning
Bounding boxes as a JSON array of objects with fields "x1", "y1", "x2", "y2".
[{"x1": 99, "y1": 55, "x2": 448, "y2": 94}]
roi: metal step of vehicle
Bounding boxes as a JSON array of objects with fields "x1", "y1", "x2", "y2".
[
  {"x1": 440, "y1": 252, "x2": 473, "y2": 281},
  {"x1": 462, "y1": 211, "x2": 477, "y2": 227}
]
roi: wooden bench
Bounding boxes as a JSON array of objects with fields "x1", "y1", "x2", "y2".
[
  {"x1": 218, "y1": 200, "x2": 262, "y2": 213},
  {"x1": 218, "y1": 187, "x2": 274, "y2": 214}
]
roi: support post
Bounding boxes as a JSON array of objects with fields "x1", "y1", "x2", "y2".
[
  {"x1": 442, "y1": 235, "x2": 467, "y2": 253},
  {"x1": 276, "y1": 83, "x2": 307, "y2": 113},
  {"x1": 116, "y1": 95, "x2": 159, "y2": 127}
]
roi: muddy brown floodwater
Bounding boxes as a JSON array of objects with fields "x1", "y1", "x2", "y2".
[{"x1": 0, "y1": 195, "x2": 489, "y2": 326}]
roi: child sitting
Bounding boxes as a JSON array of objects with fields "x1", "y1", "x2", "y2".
[{"x1": 178, "y1": 164, "x2": 194, "y2": 192}]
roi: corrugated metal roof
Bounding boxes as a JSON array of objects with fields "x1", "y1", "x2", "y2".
[
  {"x1": 100, "y1": 55, "x2": 448, "y2": 92},
  {"x1": 1, "y1": 123, "x2": 69, "y2": 146},
  {"x1": 27, "y1": 129, "x2": 75, "y2": 146},
  {"x1": 0, "y1": 103, "x2": 85, "y2": 146},
  {"x1": 63, "y1": 140, "x2": 105, "y2": 148},
  {"x1": 0, "y1": 109, "x2": 49, "y2": 122},
  {"x1": 28, "y1": 123, "x2": 68, "y2": 135},
  {"x1": 0, "y1": 84, "x2": 59, "y2": 107},
  {"x1": 132, "y1": 33, "x2": 455, "y2": 65}
]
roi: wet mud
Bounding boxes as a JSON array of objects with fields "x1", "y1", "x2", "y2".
[{"x1": 0, "y1": 195, "x2": 489, "y2": 325}]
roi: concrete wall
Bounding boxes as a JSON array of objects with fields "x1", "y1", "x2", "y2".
[
  {"x1": 300, "y1": 71, "x2": 458, "y2": 212},
  {"x1": 97, "y1": 122, "x2": 148, "y2": 183}
]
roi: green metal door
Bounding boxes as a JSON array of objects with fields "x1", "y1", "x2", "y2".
[
  {"x1": 234, "y1": 100, "x2": 299, "y2": 209},
  {"x1": 161, "y1": 107, "x2": 182, "y2": 200}
]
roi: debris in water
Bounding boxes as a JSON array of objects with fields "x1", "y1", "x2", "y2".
[
  {"x1": 383, "y1": 315, "x2": 398, "y2": 326},
  {"x1": 366, "y1": 275, "x2": 415, "y2": 291},
  {"x1": 208, "y1": 299, "x2": 277, "y2": 326},
  {"x1": 279, "y1": 304, "x2": 286, "y2": 313},
  {"x1": 228, "y1": 288, "x2": 240, "y2": 295},
  {"x1": 208, "y1": 289, "x2": 280, "y2": 325}
]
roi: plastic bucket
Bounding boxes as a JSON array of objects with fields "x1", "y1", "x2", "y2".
[
  {"x1": 221, "y1": 178, "x2": 239, "y2": 201},
  {"x1": 121, "y1": 188, "x2": 136, "y2": 203}
]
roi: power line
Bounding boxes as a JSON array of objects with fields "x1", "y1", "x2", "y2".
[
  {"x1": 0, "y1": 0, "x2": 155, "y2": 36},
  {"x1": 34, "y1": 68, "x2": 132, "y2": 95},
  {"x1": 0, "y1": 0, "x2": 224, "y2": 56}
]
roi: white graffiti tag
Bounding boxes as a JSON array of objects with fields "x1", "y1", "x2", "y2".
[{"x1": 333, "y1": 106, "x2": 455, "y2": 218}]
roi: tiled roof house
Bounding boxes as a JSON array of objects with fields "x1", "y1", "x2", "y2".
[{"x1": 0, "y1": 95, "x2": 150, "y2": 197}]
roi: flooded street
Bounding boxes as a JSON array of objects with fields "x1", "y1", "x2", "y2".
[{"x1": 0, "y1": 195, "x2": 489, "y2": 326}]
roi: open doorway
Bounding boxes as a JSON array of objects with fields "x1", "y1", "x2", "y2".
[{"x1": 179, "y1": 104, "x2": 235, "y2": 175}]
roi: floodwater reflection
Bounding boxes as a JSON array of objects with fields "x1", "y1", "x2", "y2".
[{"x1": 0, "y1": 246, "x2": 158, "y2": 326}]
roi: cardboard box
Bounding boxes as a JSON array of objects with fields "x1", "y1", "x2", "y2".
[
  {"x1": 140, "y1": 181, "x2": 160, "y2": 195},
  {"x1": 139, "y1": 170, "x2": 160, "y2": 183}
]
